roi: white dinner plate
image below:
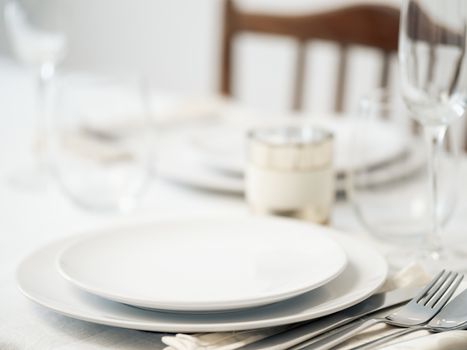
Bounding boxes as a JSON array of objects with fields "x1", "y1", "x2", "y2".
[
  {"x1": 187, "y1": 117, "x2": 408, "y2": 176},
  {"x1": 17, "y1": 220, "x2": 387, "y2": 332},
  {"x1": 57, "y1": 218, "x2": 347, "y2": 312}
]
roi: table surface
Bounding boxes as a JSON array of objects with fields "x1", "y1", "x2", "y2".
[{"x1": 1, "y1": 57, "x2": 467, "y2": 349}]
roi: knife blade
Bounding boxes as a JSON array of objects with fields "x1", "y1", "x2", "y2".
[{"x1": 237, "y1": 286, "x2": 420, "y2": 350}]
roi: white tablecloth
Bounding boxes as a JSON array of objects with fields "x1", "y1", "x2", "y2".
[{"x1": 1, "y1": 57, "x2": 467, "y2": 349}]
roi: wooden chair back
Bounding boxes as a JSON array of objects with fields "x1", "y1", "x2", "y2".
[{"x1": 219, "y1": 1, "x2": 400, "y2": 111}]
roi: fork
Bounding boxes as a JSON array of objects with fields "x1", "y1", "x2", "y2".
[
  {"x1": 352, "y1": 285, "x2": 467, "y2": 350},
  {"x1": 294, "y1": 270, "x2": 463, "y2": 350}
]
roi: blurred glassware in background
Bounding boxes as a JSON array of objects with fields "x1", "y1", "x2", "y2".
[
  {"x1": 50, "y1": 74, "x2": 152, "y2": 212},
  {"x1": 4, "y1": 0, "x2": 67, "y2": 190},
  {"x1": 350, "y1": 89, "x2": 459, "y2": 267},
  {"x1": 246, "y1": 126, "x2": 334, "y2": 224},
  {"x1": 399, "y1": 0, "x2": 467, "y2": 269}
]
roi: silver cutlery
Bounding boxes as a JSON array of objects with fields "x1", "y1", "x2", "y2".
[
  {"x1": 294, "y1": 270, "x2": 463, "y2": 350},
  {"x1": 237, "y1": 286, "x2": 421, "y2": 350},
  {"x1": 352, "y1": 288, "x2": 467, "y2": 349}
]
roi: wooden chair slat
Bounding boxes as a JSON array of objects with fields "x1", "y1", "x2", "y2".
[
  {"x1": 292, "y1": 41, "x2": 307, "y2": 110},
  {"x1": 334, "y1": 45, "x2": 348, "y2": 113}
]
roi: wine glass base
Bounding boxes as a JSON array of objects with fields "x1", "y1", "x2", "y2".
[
  {"x1": 5, "y1": 163, "x2": 50, "y2": 192},
  {"x1": 385, "y1": 246, "x2": 467, "y2": 274},
  {"x1": 416, "y1": 249, "x2": 467, "y2": 274},
  {"x1": 385, "y1": 249, "x2": 418, "y2": 272}
]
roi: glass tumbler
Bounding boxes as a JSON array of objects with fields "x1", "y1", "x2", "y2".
[
  {"x1": 350, "y1": 89, "x2": 459, "y2": 246},
  {"x1": 50, "y1": 74, "x2": 153, "y2": 212},
  {"x1": 246, "y1": 126, "x2": 334, "y2": 224}
]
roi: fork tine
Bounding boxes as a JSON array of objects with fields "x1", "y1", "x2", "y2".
[
  {"x1": 414, "y1": 269, "x2": 447, "y2": 304},
  {"x1": 422, "y1": 271, "x2": 456, "y2": 306},
  {"x1": 425, "y1": 272, "x2": 458, "y2": 307},
  {"x1": 430, "y1": 273, "x2": 464, "y2": 310},
  {"x1": 419, "y1": 271, "x2": 451, "y2": 305}
]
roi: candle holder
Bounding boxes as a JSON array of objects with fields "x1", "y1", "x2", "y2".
[{"x1": 246, "y1": 126, "x2": 334, "y2": 224}]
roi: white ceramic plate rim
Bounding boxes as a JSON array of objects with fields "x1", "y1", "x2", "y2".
[
  {"x1": 17, "y1": 220, "x2": 388, "y2": 332},
  {"x1": 57, "y1": 218, "x2": 348, "y2": 311},
  {"x1": 156, "y1": 147, "x2": 424, "y2": 196},
  {"x1": 156, "y1": 153, "x2": 244, "y2": 194},
  {"x1": 187, "y1": 117, "x2": 408, "y2": 175},
  {"x1": 157, "y1": 129, "x2": 421, "y2": 196}
]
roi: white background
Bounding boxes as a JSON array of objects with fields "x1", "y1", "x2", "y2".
[{"x1": 0, "y1": 0, "x2": 400, "y2": 114}]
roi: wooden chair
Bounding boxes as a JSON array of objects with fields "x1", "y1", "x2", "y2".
[{"x1": 219, "y1": 1, "x2": 400, "y2": 112}]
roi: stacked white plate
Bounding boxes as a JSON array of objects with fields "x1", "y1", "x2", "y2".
[
  {"x1": 156, "y1": 116, "x2": 424, "y2": 195},
  {"x1": 17, "y1": 216, "x2": 388, "y2": 332}
]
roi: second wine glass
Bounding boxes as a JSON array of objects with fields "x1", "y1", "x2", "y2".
[
  {"x1": 4, "y1": 0, "x2": 67, "y2": 190},
  {"x1": 50, "y1": 74, "x2": 153, "y2": 212}
]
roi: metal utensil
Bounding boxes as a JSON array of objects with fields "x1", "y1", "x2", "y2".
[
  {"x1": 237, "y1": 286, "x2": 421, "y2": 350},
  {"x1": 295, "y1": 270, "x2": 463, "y2": 350},
  {"x1": 352, "y1": 287, "x2": 467, "y2": 349}
]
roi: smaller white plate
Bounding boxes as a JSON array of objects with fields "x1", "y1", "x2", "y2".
[{"x1": 57, "y1": 218, "x2": 347, "y2": 312}]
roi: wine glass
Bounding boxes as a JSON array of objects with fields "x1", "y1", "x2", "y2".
[
  {"x1": 4, "y1": 0, "x2": 67, "y2": 190},
  {"x1": 399, "y1": 0, "x2": 467, "y2": 269},
  {"x1": 350, "y1": 89, "x2": 459, "y2": 269},
  {"x1": 50, "y1": 73, "x2": 153, "y2": 212}
]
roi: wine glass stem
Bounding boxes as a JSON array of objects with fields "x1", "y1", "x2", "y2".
[
  {"x1": 423, "y1": 124, "x2": 447, "y2": 259},
  {"x1": 34, "y1": 62, "x2": 54, "y2": 168}
]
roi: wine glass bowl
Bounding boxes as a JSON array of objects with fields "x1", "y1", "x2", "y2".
[
  {"x1": 399, "y1": 0, "x2": 467, "y2": 126},
  {"x1": 4, "y1": 1, "x2": 67, "y2": 70}
]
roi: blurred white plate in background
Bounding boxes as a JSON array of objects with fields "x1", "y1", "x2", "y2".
[
  {"x1": 156, "y1": 115, "x2": 422, "y2": 195},
  {"x1": 187, "y1": 117, "x2": 409, "y2": 176},
  {"x1": 157, "y1": 141, "x2": 425, "y2": 196}
]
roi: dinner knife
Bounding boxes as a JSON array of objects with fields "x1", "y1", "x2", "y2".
[{"x1": 237, "y1": 286, "x2": 420, "y2": 350}]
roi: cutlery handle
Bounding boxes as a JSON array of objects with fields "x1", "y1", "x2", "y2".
[
  {"x1": 237, "y1": 313, "x2": 371, "y2": 350},
  {"x1": 350, "y1": 326, "x2": 424, "y2": 350},
  {"x1": 294, "y1": 318, "x2": 383, "y2": 350}
]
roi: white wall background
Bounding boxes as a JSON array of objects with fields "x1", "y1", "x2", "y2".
[{"x1": 0, "y1": 0, "x2": 401, "y2": 114}]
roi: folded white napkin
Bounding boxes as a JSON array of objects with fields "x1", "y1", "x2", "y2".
[
  {"x1": 380, "y1": 330, "x2": 467, "y2": 349},
  {"x1": 153, "y1": 96, "x2": 228, "y2": 126},
  {"x1": 162, "y1": 263, "x2": 465, "y2": 350}
]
